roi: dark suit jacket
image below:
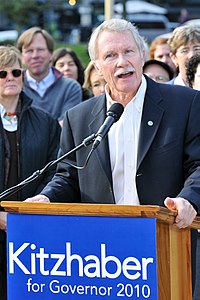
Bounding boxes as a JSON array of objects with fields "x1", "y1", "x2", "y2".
[{"x1": 42, "y1": 77, "x2": 200, "y2": 214}]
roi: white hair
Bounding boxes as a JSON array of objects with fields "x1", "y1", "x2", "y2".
[{"x1": 88, "y1": 18, "x2": 145, "y2": 61}]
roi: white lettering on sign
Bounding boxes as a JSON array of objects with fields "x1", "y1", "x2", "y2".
[{"x1": 9, "y1": 242, "x2": 153, "y2": 280}]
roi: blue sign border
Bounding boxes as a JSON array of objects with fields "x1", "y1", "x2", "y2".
[{"x1": 7, "y1": 214, "x2": 158, "y2": 299}]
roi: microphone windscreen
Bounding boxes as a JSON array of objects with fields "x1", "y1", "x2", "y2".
[{"x1": 107, "y1": 103, "x2": 124, "y2": 121}]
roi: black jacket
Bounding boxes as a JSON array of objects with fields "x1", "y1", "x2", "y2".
[
  {"x1": 42, "y1": 77, "x2": 200, "y2": 215},
  {"x1": 0, "y1": 92, "x2": 61, "y2": 299},
  {"x1": 0, "y1": 91, "x2": 61, "y2": 201}
]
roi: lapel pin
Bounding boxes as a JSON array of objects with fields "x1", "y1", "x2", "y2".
[{"x1": 147, "y1": 121, "x2": 153, "y2": 126}]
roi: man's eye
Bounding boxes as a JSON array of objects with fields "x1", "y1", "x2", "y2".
[
  {"x1": 125, "y1": 49, "x2": 133, "y2": 54},
  {"x1": 181, "y1": 49, "x2": 188, "y2": 54},
  {"x1": 105, "y1": 53, "x2": 114, "y2": 59},
  {"x1": 194, "y1": 47, "x2": 200, "y2": 52}
]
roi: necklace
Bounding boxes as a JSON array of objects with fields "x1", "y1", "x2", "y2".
[{"x1": 3, "y1": 112, "x2": 17, "y2": 123}]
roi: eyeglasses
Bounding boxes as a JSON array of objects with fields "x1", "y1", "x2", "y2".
[
  {"x1": 153, "y1": 75, "x2": 169, "y2": 83},
  {"x1": 176, "y1": 45, "x2": 200, "y2": 56},
  {"x1": 145, "y1": 74, "x2": 169, "y2": 83},
  {"x1": 0, "y1": 69, "x2": 23, "y2": 79}
]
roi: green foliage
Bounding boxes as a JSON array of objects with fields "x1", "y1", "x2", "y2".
[
  {"x1": 0, "y1": 1, "x2": 34, "y2": 29},
  {"x1": 0, "y1": 40, "x2": 16, "y2": 46},
  {"x1": 0, "y1": 0, "x2": 90, "y2": 68},
  {"x1": 55, "y1": 43, "x2": 90, "y2": 68},
  {"x1": 0, "y1": 0, "x2": 53, "y2": 31}
]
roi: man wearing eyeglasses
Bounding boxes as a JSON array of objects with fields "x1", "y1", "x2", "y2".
[
  {"x1": 17, "y1": 27, "x2": 82, "y2": 127},
  {"x1": 143, "y1": 59, "x2": 174, "y2": 83}
]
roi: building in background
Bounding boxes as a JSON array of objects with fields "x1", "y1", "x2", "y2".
[{"x1": 0, "y1": 0, "x2": 199, "y2": 44}]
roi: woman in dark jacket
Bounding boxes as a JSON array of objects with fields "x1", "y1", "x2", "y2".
[{"x1": 0, "y1": 46, "x2": 61, "y2": 299}]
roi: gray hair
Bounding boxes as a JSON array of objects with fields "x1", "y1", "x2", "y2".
[
  {"x1": 0, "y1": 45, "x2": 22, "y2": 68},
  {"x1": 88, "y1": 18, "x2": 145, "y2": 61}
]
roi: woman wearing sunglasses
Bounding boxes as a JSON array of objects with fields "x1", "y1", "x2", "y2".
[{"x1": 0, "y1": 46, "x2": 61, "y2": 299}]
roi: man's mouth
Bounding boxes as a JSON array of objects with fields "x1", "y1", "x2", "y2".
[
  {"x1": 117, "y1": 71, "x2": 134, "y2": 78},
  {"x1": 114, "y1": 68, "x2": 135, "y2": 78},
  {"x1": 31, "y1": 62, "x2": 42, "y2": 67}
]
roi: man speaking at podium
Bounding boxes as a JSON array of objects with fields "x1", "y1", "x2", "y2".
[{"x1": 26, "y1": 19, "x2": 200, "y2": 291}]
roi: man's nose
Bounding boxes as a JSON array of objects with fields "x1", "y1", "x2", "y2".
[
  {"x1": 117, "y1": 54, "x2": 128, "y2": 65},
  {"x1": 162, "y1": 56, "x2": 168, "y2": 63},
  {"x1": 31, "y1": 49, "x2": 40, "y2": 57}
]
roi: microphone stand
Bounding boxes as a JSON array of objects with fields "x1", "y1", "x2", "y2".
[{"x1": 0, "y1": 133, "x2": 96, "y2": 200}]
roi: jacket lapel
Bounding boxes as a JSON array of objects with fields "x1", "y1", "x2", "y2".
[{"x1": 137, "y1": 79, "x2": 165, "y2": 169}]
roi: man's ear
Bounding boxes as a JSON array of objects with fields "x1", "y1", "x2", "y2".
[
  {"x1": 93, "y1": 60, "x2": 103, "y2": 76},
  {"x1": 170, "y1": 53, "x2": 178, "y2": 68}
]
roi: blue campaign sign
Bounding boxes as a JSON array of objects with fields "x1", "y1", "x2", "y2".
[{"x1": 7, "y1": 214, "x2": 158, "y2": 300}]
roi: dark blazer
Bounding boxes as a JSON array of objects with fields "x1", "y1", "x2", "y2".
[{"x1": 42, "y1": 77, "x2": 200, "y2": 214}]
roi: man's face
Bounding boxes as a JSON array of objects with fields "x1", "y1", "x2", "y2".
[
  {"x1": 21, "y1": 33, "x2": 52, "y2": 80},
  {"x1": 143, "y1": 64, "x2": 170, "y2": 83},
  {"x1": 171, "y1": 41, "x2": 200, "y2": 82},
  {"x1": 94, "y1": 30, "x2": 145, "y2": 101},
  {"x1": 154, "y1": 44, "x2": 176, "y2": 73}
]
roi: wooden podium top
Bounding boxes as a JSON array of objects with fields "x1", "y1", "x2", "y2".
[{"x1": 1, "y1": 201, "x2": 200, "y2": 229}]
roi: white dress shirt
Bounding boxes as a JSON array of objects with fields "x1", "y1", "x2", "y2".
[
  {"x1": 26, "y1": 68, "x2": 55, "y2": 97},
  {"x1": 174, "y1": 73, "x2": 186, "y2": 86},
  {"x1": 106, "y1": 76, "x2": 147, "y2": 205}
]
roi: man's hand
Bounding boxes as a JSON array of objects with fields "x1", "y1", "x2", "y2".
[
  {"x1": 164, "y1": 197, "x2": 197, "y2": 228},
  {"x1": 24, "y1": 195, "x2": 50, "y2": 202}
]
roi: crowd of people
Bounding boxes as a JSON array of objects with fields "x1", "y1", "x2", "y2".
[{"x1": 0, "y1": 17, "x2": 199, "y2": 300}]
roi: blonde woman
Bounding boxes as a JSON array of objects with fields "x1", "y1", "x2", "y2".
[{"x1": 83, "y1": 61, "x2": 106, "y2": 97}]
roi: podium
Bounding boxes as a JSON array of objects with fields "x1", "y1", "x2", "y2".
[{"x1": 1, "y1": 201, "x2": 200, "y2": 300}]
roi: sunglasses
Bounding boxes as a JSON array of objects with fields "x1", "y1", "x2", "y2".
[{"x1": 0, "y1": 69, "x2": 23, "y2": 79}]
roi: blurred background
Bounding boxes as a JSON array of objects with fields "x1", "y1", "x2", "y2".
[{"x1": 0, "y1": 0, "x2": 199, "y2": 66}]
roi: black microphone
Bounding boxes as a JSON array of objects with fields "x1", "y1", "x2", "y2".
[
  {"x1": 0, "y1": 104, "x2": 124, "y2": 200},
  {"x1": 92, "y1": 103, "x2": 124, "y2": 150}
]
